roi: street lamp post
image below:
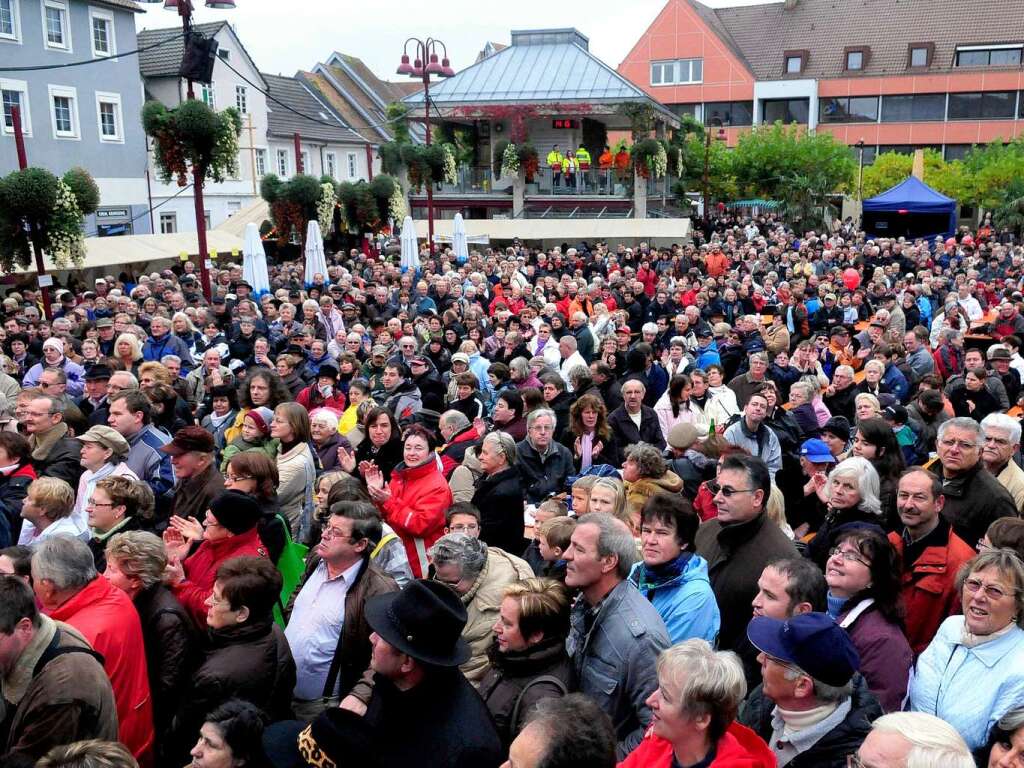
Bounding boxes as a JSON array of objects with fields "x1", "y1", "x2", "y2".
[
  {"x1": 702, "y1": 121, "x2": 726, "y2": 225},
  {"x1": 855, "y1": 139, "x2": 866, "y2": 203},
  {"x1": 140, "y1": 0, "x2": 236, "y2": 303},
  {"x1": 396, "y1": 38, "x2": 454, "y2": 257}
]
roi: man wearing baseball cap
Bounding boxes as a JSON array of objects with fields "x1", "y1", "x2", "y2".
[
  {"x1": 160, "y1": 426, "x2": 224, "y2": 527},
  {"x1": 740, "y1": 612, "x2": 880, "y2": 766}
]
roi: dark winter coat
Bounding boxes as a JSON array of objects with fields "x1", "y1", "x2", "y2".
[
  {"x1": 937, "y1": 460, "x2": 1018, "y2": 547},
  {"x1": 607, "y1": 404, "x2": 666, "y2": 451},
  {"x1": 516, "y1": 438, "x2": 575, "y2": 504},
  {"x1": 472, "y1": 465, "x2": 527, "y2": 554}
]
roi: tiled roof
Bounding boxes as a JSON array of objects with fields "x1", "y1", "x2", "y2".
[
  {"x1": 94, "y1": 0, "x2": 143, "y2": 12},
  {"x1": 262, "y1": 73, "x2": 365, "y2": 144},
  {"x1": 138, "y1": 21, "x2": 226, "y2": 78},
  {"x1": 701, "y1": 0, "x2": 1024, "y2": 80},
  {"x1": 302, "y1": 69, "x2": 382, "y2": 142}
]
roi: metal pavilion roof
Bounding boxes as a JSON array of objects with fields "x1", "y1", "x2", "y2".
[{"x1": 403, "y1": 28, "x2": 674, "y2": 119}]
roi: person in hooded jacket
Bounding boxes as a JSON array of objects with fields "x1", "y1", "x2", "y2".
[
  {"x1": 629, "y1": 493, "x2": 720, "y2": 645},
  {"x1": 0, "y1": 432, "x2": 37, "y2": 545}
]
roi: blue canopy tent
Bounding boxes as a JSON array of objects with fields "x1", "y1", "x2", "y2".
[{"x1": 862, "y1": 176, "x2": 957, "y2": 240}]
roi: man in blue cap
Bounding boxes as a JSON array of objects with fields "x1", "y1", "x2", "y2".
[{"x1": 738, "y1": 612, "x2": 882, "y2": 767}]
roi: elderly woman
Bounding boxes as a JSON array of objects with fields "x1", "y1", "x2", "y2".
[
  {"x1": 472, "y1": 431, "x2": 526, "y2": 554},
  {"x1": 22, "y1": 337, "x2": 86, "y2": 397},
  {"x1": 86, "y1": 475, "x2": 152, "y2": 571},
  {"x1": 478, "y1": 577, "x2": 573, "y2": 749},
  {"x1": 430, "y1": 533, "x2": 534, "y2": 683},
  {"x1": 72, "y1": 424, "x2": 139, "y2": 533},
  {"x1": 366, "y1": 424, "x2": 452, "y2": 579},
  {"x1": 854, "y1": 392, "x2": 883, "y2": 424},
  {"x1": 910, "y1": 549, "x2": 1024, "y2": 751},
  {"x1": 18, "y1": 477, "x2": 83, "y2": 547},
  {"x1": 565, "y1": 393, "x2": 620, "y2": 471},
  {"x1": 825, "y1": 528, "x2": 913, "y2": 712},
  {"x1": 787, "y1": 380, "x2": 823, "y2": 438},
  {"x1": 985, "y1": 708, "x2": 1024, "y2": 766},
  {"x1": 857, "y1": 359, "x2": 891, "y2": 404},
  {"x1": 309, "y1": 408, "x2": 343, "y2": 474},
  {"x1": 619, "y1": 639, "x2": 774, "y2": 768},
  {"x1": 622, "y1": 443, "x2": 683, "y2": 534},
  {"x1": 806, "y1": 456, "x2": 884, "y2": 567},
  {"x1": 113, "y1": 332, "x2": 143, "y2": 374},
  {"x1": 104, "y1": 530, "x2": 195, "y2": 748}
]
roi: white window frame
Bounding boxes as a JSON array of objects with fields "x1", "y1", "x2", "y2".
[
  {"x1": 1, "y1": 78, "x2": 30, "y2": 136},
  {"x1": 254, "y1": 147, "x2": 267, "y2": 177},
  {"x1": 649, "y1": 58, "x2": 703, "y2": 86},
  {"x1": 227, "y1": 200, "x2": 241, "y2": 216},
  {"x1": 203, "y1": 210, "x2": 212, "y2": 229},
  {"x1": 347, "y1": 151, "x2": 357, "y2": 179},
  {"x1": 159, "y1": 212, "x2": 177, "y2": 234},
  {"x1": 846, "y1": 51, "x2": 863, "y2": 71},
  {"x1": 0, "y1": 0, "x2": 22, "y2": 43},
  {"x1": 200, "y1": 83, "x2": 215, "y2": 108},
  {"x1": 95, "y1": 91, "x2": 122, "y2": 143},
  {"x1": 909, "y1": 47, "x2": 929, "y2": 67},
  {"x1": 785, "y1": 55, "x2": 803, "y2": 74},
  {"x1": 88, "y1": 7, "x2": 114, "y2": 58},
  {"x1": 235, "y1": 84, "x2": 247, "y2": 114},
  {"x1": 48, "y1": 84, "x2": 79, "y2": 140},
  {"x1": 277, "y1": 148, "x2": 289, "y2": 177},
  {"x1": 300, "y1": 150, "x2": 310, "y2": 174},
  {"x1": 325, "y1": 151, "x2": 336, "y2": 179},
  {"x1": 41, "y1": 0, "x2": 71, "y2": 53}
]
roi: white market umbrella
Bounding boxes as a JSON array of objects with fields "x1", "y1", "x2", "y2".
[
  {"x1": 242, "y1": 222, "x2": 271, "y2": 298},
  {"x1": 452, "y1": 212, "x2": 469, "y2": 264},
  {"x1": 304, "y1": 220, "x2": 328, "y2": 288},
  {"x1": 400, "y1": 215, "x2": 419, "y2": 273}
]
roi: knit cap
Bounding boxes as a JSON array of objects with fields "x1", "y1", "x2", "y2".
[
  {"x1": 245, "y1": 406, "x2": 274, "y2": 435},
  {"x1": 208, "y1": 491, "x2": 263, "y2": 535}
]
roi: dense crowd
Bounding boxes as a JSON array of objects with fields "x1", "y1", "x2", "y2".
[{"x1": 2, "y1": 214, "x2": 1024, "y2": 767}]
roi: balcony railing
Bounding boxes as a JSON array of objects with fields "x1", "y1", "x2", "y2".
[{"x1": 434, "y1": 166, "x2": 498, "y2": 194}]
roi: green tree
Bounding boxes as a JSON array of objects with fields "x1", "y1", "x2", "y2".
[
  {"x1": 860, "y1": 150, "x2": 971, "y2": 202},
  {"x1": 962, "y1": 138, "x2": 1024, "y2": 210}
]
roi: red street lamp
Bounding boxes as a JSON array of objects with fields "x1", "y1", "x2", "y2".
[
  {"x1": 396, "y1": 37, "x2": 454, "y2": 257},
  {"x1": 139, "y1": 0, "x2": 236, "y2": 304}
]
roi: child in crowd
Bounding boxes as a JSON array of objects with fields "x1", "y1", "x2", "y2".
[
  {"x1": 523, "y1": 497, "x2": 568, "y2": 573},
  {"x1": 536, "y1": 515, "x2": 576, "y2": 581},
  {"x1": 883, "y1": 404, "x2": 919, "y2": 464},
  {"x1": 220, "y1": 406, "x2": 278, "y2": 471},
  {"x1": 448, "y1": 372, "x2": 487, "y2": 422}
]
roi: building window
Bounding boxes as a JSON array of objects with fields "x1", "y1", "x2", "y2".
[
  {"x1": 48, "y1": 85, "x2": 78, "y2": 139},
  {"x1": 0, "y1": 0, "x2": 20, "y2": 41},
  {"x1": 325, "y1": 151, "x2": 336, "y2": 179},
  {"x1": 1020, "y1": 91, "x2": 1024, "y2": 119},
  {"x1": 347, "y1": 152, "x2": 357, "y2": 179},
  {"x1": 819, "y1": 96, "x2": 879, "y2": 123},
  {"x1": 762, "y1": 98, "x2": 809, "y2": 124},
  {"x1": 227, "y1": 201, "x2": 241, "y2": 216},
  {"x1": 650, "y1": 58, "x2": 703, "y2": 86},
  {"x1": 95, "y1": 92, "x2": 122, "y2": 142},
  {"x1": 277, "y1": 148, "x2": 289, "y2": 176},
  {"x1": 859, "y1": 145, "x2": 877, "y2": 165},
  {"x1": 200, "y1": 84, "x2": 215, "y2": 108},
  {"x1": 844, "y1": 49, "x2": 868, "y2": 71},
  {"x1": 235, "y1": 85, "x2": 247, "y2": 114},
  {"x1": 944, "y1": 144, "x2": 972, "y2": 162},
  {"x1": 1, "y1": 79, "x2": 30, "y2": 135},
  {"x1": 159, "y1": 212, "x2": 177, "y2": 234},
  {"x1": 956, "y1": 46, "x2": 1023, "y2": 68},
  {"x1": 783, "y1": 51, "x2": 807, "y2": 75},
  {"x1": 880, "y1": 93, "x2": 946, "y2": 122},
  {"x1": 948, "y1": 91, "x2": 1017, "y2": 120},
  {"x1": 908, "y1": 44, "x2": 933, "y2": 68},
  {"x1": 255, "y1": 148, "x2": 266, "y2": 177},
  {"x1": 204, "y1": 210, "x2": 212, "y2": 229},
  {"x1": 300, "y1": 150, "x2": 310, "y2": 174},
  {"x1": 703, "y1": 101, "x2": 753, "y2": 127},
  {"x1": 43, "y1": 0, "x2": 69, "y2": 51},
  {"x1": 217, "y1": 48, "x2": 230, "y2": 60},
  {"x1": 89, "y1": 10, "x2": 114, "y2": 57}
]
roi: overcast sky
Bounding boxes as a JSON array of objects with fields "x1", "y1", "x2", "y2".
[{"x1": 140, "y1": 0, "x2": 772, "y2": 80}]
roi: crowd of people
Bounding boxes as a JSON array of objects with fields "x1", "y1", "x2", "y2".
[{"x1": 1, "y1": 214, "x2": 1024, "y2": 767}]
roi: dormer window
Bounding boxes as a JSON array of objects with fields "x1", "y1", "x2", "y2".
[
  {"x1": 844, "y1": 46, "x2": 869, "y2": 71},
  {"x1": 955, "y1": 44, "x2": 1022, "y2": 68},
  {"x1": 907, "y1": 43, "x2": 934, "y2": 68},
  {"x1": 783, "y1": 50, "x2": 808, "y2": 75}
]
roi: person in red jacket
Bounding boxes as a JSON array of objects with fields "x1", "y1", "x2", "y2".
[
  {"x1": 366, "y1": 424, "x2": 451, "y2": 579},
  {"x1": 163, "y1": 489, "x2": 267, "y2": 627},
  {"x1": 296, "y1": 363, "x2": 347, "y2": 415},
  {"x1": 33, "y1": 534, "x2": 155, "y2": 766},
  {"x1": 618, "y1": 639, "x2": 774, "y2": 768}
]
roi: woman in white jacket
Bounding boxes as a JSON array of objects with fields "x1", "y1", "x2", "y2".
[
  {"x1": 653, "y1": 374, "x2": 709, "y2": 444},
  {"x1": 692, "y1": 367, "x2": 740, "y2": 427},
  {"x1": 270, "y1": 402, "x2": 317, "y2": 542}
]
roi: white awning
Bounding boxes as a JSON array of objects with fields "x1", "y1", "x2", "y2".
[{"x1": 414, "y1": 217, "x2": 690, "y2": 244}]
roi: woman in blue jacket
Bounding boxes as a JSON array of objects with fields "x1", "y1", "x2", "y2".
[{"x1": 629, "y1": 492, "x2": 719, "y2": 644}]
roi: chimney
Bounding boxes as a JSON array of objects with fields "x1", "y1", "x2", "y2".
[{"x1": 784, "y1": 0, "x2": 799, "y2": 9}]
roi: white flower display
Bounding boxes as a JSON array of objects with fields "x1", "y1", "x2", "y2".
[
  {"x1": 442, "y1": 144, "x2": 458, "y2": 185},
  {"x1": 501, "y1": 142, "x2": 520, "y2": 178},
  {"x1": 316, "y1": 182, "x2": 336, "y2": 234},
  {"x1": 47, "y1": 179, "x2": 86, "y2": 269}
]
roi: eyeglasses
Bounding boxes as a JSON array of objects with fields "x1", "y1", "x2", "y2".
[
  {"x1": 939, "y1": 438, "x2": 979, "y2": 451},
  {"x1": 225, "y1": 473, "x2": 253, "y2": 483},
  {"x1": 449, "y1": 523, "x2": 479, "y2": 533},
  {"x1": 86, "y1": 499, "x2": 114, "y2": 509},
  {"x1": 964, "y1": 577, "x2": 1017, "y2": 601},
  {"x1": 321, "y1": 527, "x2": 358, "y2": 543},
  {"x1": 708, "y1": 482, "x2": 757, "y2": 498},
  {"x1": 828, "y1": 547, "x2": 871, "y2": 567}
]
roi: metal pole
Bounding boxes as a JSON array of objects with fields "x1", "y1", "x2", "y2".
[
  {"x1": 702, "y1": 129, "x2": 711, "y2": 225},
  {"x1": 12, "y1": 106, "x2": 52, "y2": 321},
  {"x1": 857, "y1": 144, "x2": 865, "y2": 202},
  {"x1": 423, "y1": 51, "x2": 434, "y2": 257},
  {"x1": 294, "y1": 133, "x2": 303, "y2": 174}
]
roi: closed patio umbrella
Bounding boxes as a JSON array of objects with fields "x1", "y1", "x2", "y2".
[
  {"x1": 452, "y1": 212, "x2": 469, "y2": 264},
  {"x1": 242, "y1": 222, "x2": 271, "y2": 298},
  {"x1": 400, "y1": 215, "x2": 419, "y2": 273},
  {"x1": 304, "y1": 220, "x2": 328, "y2": 288}
]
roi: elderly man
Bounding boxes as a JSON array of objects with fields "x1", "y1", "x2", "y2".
[
  {"x1": 728, "y1": 352, "x2": 770, "y2": 409},
  {"x1": 430, "y1": 533, "x2": 533, "y2": 683},
  {"x1": 23, "y1": 394, "x2": 82, "y2": 487},
  {"x1": 142, "y1": 315, "x2": 191, "y2": 365},
  {"x1": 934, "y1": 417, "x2": 1017, "y2": 547},
  {"x1": 107, "y1": 391, "x2": 173, "y2": 509},
  {"x1": 0, "y1": 575, "x2": 117, "y2": 766},
  {"x1": 981, "y1": 413, "x2": 1024, "y2": 513},
  {"x1": 740, "y1": 612, "x2": 881, "y2": 767},
  {"x1": 695, "y1": 455, "x2": 798, "y2": 652},
  {"x1": 161, "y1": 426, "x2": 225, "y2": 527},
  {"x1": 564, "y1": 512, "x2": 668, "y2": 758},
  {"x1": 79, "y1": 364, "x2": 112, "y2": 426},
  {"x1": 888, "y1": 467, "x2": 975, "y2": 655},
  {"x1": 853, "y1": 712, "x2": 974, "y2": 768},
  {"x1": 285, "y1": 501, "x2": 398, "y2": 721},
  {"x1": 608, "y1": 378, "x2": 665, "y2": 450},
  {"x1": 506, "y1": 695, "x2": 617, "y2": 768},
  {"x1": 723, "y1": 388, "x2": 782, "y2": 480},
  {"x1": 569, "y1": 311, "x2": 595, "y2": 363},
  {"x1": 33, "y1": 535, "x2": 154, "y2": 764},
  {"x1": 438, "y1": 410, "x2": 481, "y2": 479},
  {"x1": 556, "y1": 335, "x2": 587, "y2": 393},
  {"x1": 516, "y1": 409, "x2": 574, "y2": 505}
]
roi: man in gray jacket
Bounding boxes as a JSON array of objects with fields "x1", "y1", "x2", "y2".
[{"x1": 564, "y1": 512, "x2": 669, "y2": 759}]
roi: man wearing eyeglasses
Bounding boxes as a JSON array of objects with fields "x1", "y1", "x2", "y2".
[
  {"x1": 24, "y1": 394, "x2": 83, "y2": 489},
  {"x1": 981, "y1": 413, "x2": 1024, "y2": 514},
  {"x1": 694, "y1": 455, "x2": 797, "y2": 652}
]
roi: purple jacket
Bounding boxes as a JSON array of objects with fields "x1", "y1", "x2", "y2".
[{"x1": 840, "y1": 600, "x2": 913, "y2": 712}]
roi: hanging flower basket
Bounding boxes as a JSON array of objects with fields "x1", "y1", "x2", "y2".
[
  {"x1": 632, "y1": 138, "x2": 668, "y2": 179},
  {"x1": 442, "y1": 144, "x2": 458, "y2": 185},
  {"x1": 501, "y1": 142, "x2": 520, "y2": 178},
  {"x1": 316, "y1": 181, "x2": 336, "y2": 234},
  {"x1": 142, "y1": 100, "x2": 241, "y2": 186}
]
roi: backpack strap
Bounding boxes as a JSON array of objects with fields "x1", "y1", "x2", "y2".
[
  {"x1": 510, "y1": 675, "x2": 569, "y2": 731},
  {"x1": 370, "y1": 532, "x2": 398, "y2": 560},
  {"x1": 33, "y1": 628, "x2": 105, "y2": 678}
]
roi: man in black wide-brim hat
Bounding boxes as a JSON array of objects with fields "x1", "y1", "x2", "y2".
[{"x1": 264, "y1": 579, "x2": 504, "y2": 768}]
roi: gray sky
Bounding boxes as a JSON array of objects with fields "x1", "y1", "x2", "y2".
[{"x1": 140, "y1": 0, "x2": 772, "y2": 80}]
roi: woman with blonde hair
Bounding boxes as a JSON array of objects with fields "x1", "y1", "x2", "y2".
[
  {"x1": 854, "y1": 392, "x2": 882, "y2": 423},
  {"x1": 587, "y1": 476, "x2": 630, "y2": 529},
  {"x1": 113, "y1": 333, "x2": 142, "y2": 374},
  {"x1": 270, "y1": 402, "x2": 316, "y2": 540}
]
